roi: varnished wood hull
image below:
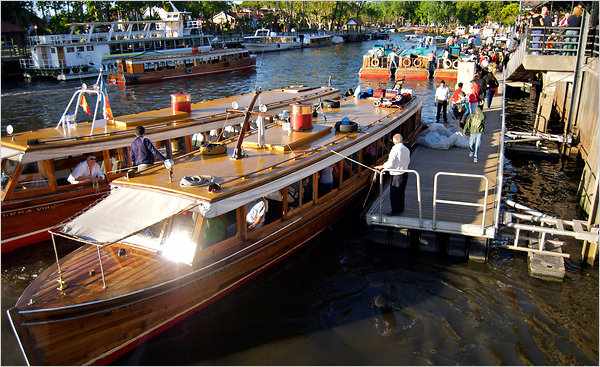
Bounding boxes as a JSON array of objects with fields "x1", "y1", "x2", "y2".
[
  {"x1": 8, "y1": 172, "x2": 373, "y2": 365},
  {"x1": 124, "y1": 58, "x2": 256, "y2": 85},
  {"x1": 8, "y1": 100, "x2": 422, "y2": 366},
  {"x1": 1, "y1": 188, "x2": 109, "y2": 253}
]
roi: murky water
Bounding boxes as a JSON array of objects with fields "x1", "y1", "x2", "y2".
[{"x1": 1, "y1": 35, "x2": 597, "y2": 365}]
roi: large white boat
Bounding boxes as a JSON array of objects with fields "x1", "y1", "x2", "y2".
[
  {"x1": 241, "y1": 28, "x2": 302, "y2": 53},
  {"x1": 303, "y1": 32, "x2": 333, "y2": 48},
  {"x1": 20, "y1": 3, "x2": 213, "y2": 81}
]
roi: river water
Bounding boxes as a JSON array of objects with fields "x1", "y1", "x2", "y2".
[{"x1": 1, "y1": 35, "x2": 597, "y2": 365}]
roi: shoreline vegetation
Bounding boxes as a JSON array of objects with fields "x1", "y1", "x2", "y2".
[{"x1": 3, "y1": 1, "x2": 521, "y2": 36}]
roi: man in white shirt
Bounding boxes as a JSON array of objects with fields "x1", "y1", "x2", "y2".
[
  {"x1": 67, "y1": 155, "x2": 105, "y2": 184},
  {"x1": 375, "y1": 134, "x2": 411, "y2": 214},
  {"x1": 435, "y1": 80, "x2": 450, "y2": 124}
]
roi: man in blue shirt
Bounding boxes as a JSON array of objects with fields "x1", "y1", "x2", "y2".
[{"x1": 130, "y1": 126, "x2": 166, "y2": 171}]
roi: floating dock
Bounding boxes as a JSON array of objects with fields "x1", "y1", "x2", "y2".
[{"x1": 367, "y1": 78, "x2": 505, "y2": 240}]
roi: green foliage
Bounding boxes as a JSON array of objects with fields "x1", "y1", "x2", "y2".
[{"x1": 3, "y1": 1, "x2": 523, "y2": 35}]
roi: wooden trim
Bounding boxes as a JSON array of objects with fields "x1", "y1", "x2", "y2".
[
  {"x1": 8, "y1": 186, "x2": 53, "y2": 200},
  {"x1": 1, "y1": 162, "x2": 22, "y2": 200},
  {"x1": 337, "y1": 160, "x2": 344, "y2": 187},
  {"x1": 41, "y1": 160, "x2": 57, "y2": 192},
  {"x1": 358, "y1": 149, "x2": 364, "y2": 172},
  {"x1": 281, "y1": 187, "x2": 289, "y2": 218},
  {"x1": 102, "y1": 150, "x2": 112, "y2": 173},
  {"x1": 299, "y1": 178, "x2": 305, "y2": 206},
  {"x1": 184, "y1": 135, "x2": 193, "y2": 153},
  {"x1": 312, "y1": 172, "x2": 319, "y2": 204},
  {"x1": 236, "y1": 206, "x2": 247, "y2": 241}
]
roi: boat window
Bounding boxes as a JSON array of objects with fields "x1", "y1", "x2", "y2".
[
  {"x1": 50, "y1": 48, "x2": 56, "y2": 54},
  {"x1": 199, "y1": 209, "x2": 237, "y2": 248},
  {"x1": 1, "y1": 159, "x2": 18, "y2": 191},
  {"x1": 66, "y1": 47, "x2": 75, "y2": 53},
  {"x1": 13, "y1": 162, "x2": 49, "y2": 192},
  {"x1": 53, "y1": 154, "x2": 105, "y2": 186},
  {"x1": 318, "y1": 165, "x2": 336, "y2": 196},
  {"x1": 77, "y1": 46, "x2": 85, "y2": 52},
  {"x1": 246, "y1": 198, "x2": 268, "y2": 231},
  {"x1": 301, "y1": 175, "x2": 314, "y2": 205},
  {"x1": 86, "y1": 45, "x2": 94, "y2": 51},
  {"x1": 286, "y1": 182, "x2": 301, "y2": 211}
]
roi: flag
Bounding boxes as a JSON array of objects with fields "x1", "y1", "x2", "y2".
[
  {"x1": 103, "y1": 95, "x2": 113, "y2": 120},
  {"x1": 79, "y1": 94, "x2": 91, "y2": 115},
  {"x1": 101, "y1": 80, "x2": 114, "y2": 120}
]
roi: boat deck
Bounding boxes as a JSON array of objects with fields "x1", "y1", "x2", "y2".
[{"x1": 367, "y1": 81, "x2": 505, "y2": 238}]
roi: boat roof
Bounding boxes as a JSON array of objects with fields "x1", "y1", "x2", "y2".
[
  {"x1": 125, "y1": 48, "x2": 249, "y2": 63},
  {"x1": 1, "y1": 86, "x2": 337, "y2": 163},
  {"x1": 113, "y1": 96, "x2": 422, "y2": 213}
]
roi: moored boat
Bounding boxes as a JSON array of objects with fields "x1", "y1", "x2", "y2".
[
  {"x1": 358, "y1": 44, "x2": 400, "y2": 80},
  {"x1": 1, "y1": 80, "x2": 338, "y2": 253},
  {"x1": 109, "y1": 48, "x2": 255, "y2": 85},
  {"x1": 242, "y1": 28, "x2": 302, "y2": 53},
  {"x1": 303, "y1": 33, "x2": 333, "y2": 47},
  {"x1": 7, "y1": 88, "x2": 422, "y2": 365}
]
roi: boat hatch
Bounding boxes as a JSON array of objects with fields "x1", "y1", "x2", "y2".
[
  {"x1": 112, "y1": 110, "x2": 191, "y2": 128},
  {"x1": 242, "y1": 125, "x2": 332, "y2": 152}
]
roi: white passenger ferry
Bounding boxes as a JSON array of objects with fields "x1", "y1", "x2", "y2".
[
  {"x1": 241, "y1": 28, "x2": 302, "y2": 53},
  {"x1": 20, "y1": 3, "x2": 212, "y2": 81}
]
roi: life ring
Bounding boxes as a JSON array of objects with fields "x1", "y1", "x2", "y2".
[
  {"x1": 371, "y1": 58, "x2": 380, "y2": 67},
  {"x1": 402, "y1": 58, "x2": 412, "y2": 68},
  {"x1": 452, "y1": 60, "x2": 459, "y2": 69},
  {"x1": 413, "y1": 58, "x2": 422, "y2": 68},
  {"x1": 443, "y1": 59, "x2": 452, "y2": 69}
]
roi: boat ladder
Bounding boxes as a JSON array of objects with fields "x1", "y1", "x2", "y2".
[{"x1": 501, "y1": 200, "x2": 599, "y2": 258}]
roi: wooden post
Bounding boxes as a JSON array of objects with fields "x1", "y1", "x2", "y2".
[
  {"x1": 102, "y1": 150, "x2": 112, "y2": 174},
  {"x1": 164, "y1": 139, "x2": 173, "y2": 159},
  {"x1": 338, "y1": 160, "x2": 344, "y2": 187},
  {"x1": 281, "y1": 187, "x2": 289, "y2": 219},
  {"x1": 184, "y1": 135, "x2": 193, "y2": 152},
  {"x1": 358, "y1": 150, "x2": 364, "y2": 172},
  {"x1": 1, "y1": 163, "x2": 22, "y2": 200},
  {"x1": 237, "y1": 206, "x2": 247, "y2": 241},
  {"x1": 41, "y1": 160, "x2": 57, "y2": 191},
  {"x1": 299, "y1": 179, "x2": 305, "y2": 207}
]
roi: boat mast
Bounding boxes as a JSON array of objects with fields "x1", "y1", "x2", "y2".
[{"x1": 231, "y1": 90, "x2": 262, "y2": 160}]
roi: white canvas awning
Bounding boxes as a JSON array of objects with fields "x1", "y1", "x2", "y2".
[{"x1": 60, "y1": 186, "x2": 197, "y2": 245}]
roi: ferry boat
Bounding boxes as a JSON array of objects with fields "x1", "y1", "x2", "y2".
[
  {"x1": 394, "y1": 45, "x2": 439, "y2": 80},
  {"x1": 20, "y1": 4, "x2": 212, "y2": 81},
  {"x1": 303, "y1": 33, "x2": 333, "y2": 47},
  {"x1": 241, "y1": 28, "x2": 302, "y2": 53},
  {"x1": 7, "y1": 88, "x2": 422, "y2": 366},
  {"x1": 109, "y1": 48, "x2": 255, "y2": 85},
  {"x1": 359, "y1": 44, "x2": 400, "y2": 80},
  {"x1": 0, "y1": 76, "x2": 338, "y2": 253}
]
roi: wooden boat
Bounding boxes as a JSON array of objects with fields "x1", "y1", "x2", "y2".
[
  {"x1": 7, "y1": 88, "x2": 422, "y2": 365},
  {"x1": 109, "y1": 48, "x2": 256, "y2": 85},
  {"x1": 0, "y1": 77, "x2": 338, "y2": 253}
]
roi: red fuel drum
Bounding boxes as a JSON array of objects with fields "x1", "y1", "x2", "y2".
[
  {"x1": 291, "y1": 103, "x2": 313, "y2": 131},
  {"x1": 171, "y1": 92, "x2": 192, "y2": 114}
]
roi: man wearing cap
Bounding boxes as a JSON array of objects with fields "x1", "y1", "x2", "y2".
[
  {"x1": 375, "y1": 133, "x2": 411, "y2": 214},
  {"x1": 130, "y1": 126, "x2": 167, "y2": 171}
]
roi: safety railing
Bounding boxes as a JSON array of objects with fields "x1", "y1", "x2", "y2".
[
  {"x1": 433, "y1": 172, "x2": 489, "y2": 233},
  {"x1": 378, "y1": 169, "x2": 422, "y2": 227},
  {"x1": 526, "y1": 26, "x2": 582, "y2": 55},
  {"x1": 494, "y1": 71, "x2": 507, "y2": 232}
]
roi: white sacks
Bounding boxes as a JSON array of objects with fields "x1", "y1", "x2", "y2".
[{"x1": 417, "y1": 123, "x2": 469, "y2": 150}]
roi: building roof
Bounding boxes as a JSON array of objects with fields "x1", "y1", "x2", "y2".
[{"x1": 1, "y1": 22, "x2": 25, "y2": 34}]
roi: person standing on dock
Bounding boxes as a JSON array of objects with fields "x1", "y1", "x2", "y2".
[
  {"x1": 463, "y1": 106, "x2": 486, "y2": 163},
  {"x1": 374, "y1": 134, "x2": 410, "y2": 214},
  {"x1": 130, "y1": 126, "x2": 167, "y2": 171},
  {"x1": 435, "y1": 80, "x2": 450, "y2": 124}
]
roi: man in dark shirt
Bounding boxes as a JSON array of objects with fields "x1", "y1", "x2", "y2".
[{"x1": 130, "y1": 126, "x2": 166, "y2": 170}]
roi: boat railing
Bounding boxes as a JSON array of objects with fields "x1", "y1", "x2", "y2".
[
  {"x1": 493, "y1": 71, "x2": 507, "y2": 232},
  {"x1": 432, "y1": 172, "x2": 489, "y2": 234},
  {"x1": 379, "y1": 169, "x2": 423, "y2": 227},
  {"x1": 20, "y1": 58, "x2": 66, "y2": 70}
]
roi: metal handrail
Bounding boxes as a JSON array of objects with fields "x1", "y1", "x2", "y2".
[
  {"x1": 433, "y1": 172, "x2": 489, "y2": 233},
  {"x1": 493, "y1": 71, "x2": 507, "y2": 232},
  {"x1": 378, "y1": 169, "x2": 422, "y2": 227}
]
